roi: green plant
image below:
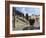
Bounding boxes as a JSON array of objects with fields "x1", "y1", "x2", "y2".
[{"x1": 29, "y1": 19, "x2": 35, "y2": 30}]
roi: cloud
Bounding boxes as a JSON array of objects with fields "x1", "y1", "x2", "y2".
[{"x1": 15, "y1": 7, "x2": 40, "y2": 16}]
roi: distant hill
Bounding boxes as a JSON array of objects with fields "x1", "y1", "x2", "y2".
[{"x1": 15, "y1": 10, "x2": 24, "y2": 16}]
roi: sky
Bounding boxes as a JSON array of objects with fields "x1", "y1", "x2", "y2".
[{"x1": 14, "y1": 7, "x2": 40, "y2": 16}]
